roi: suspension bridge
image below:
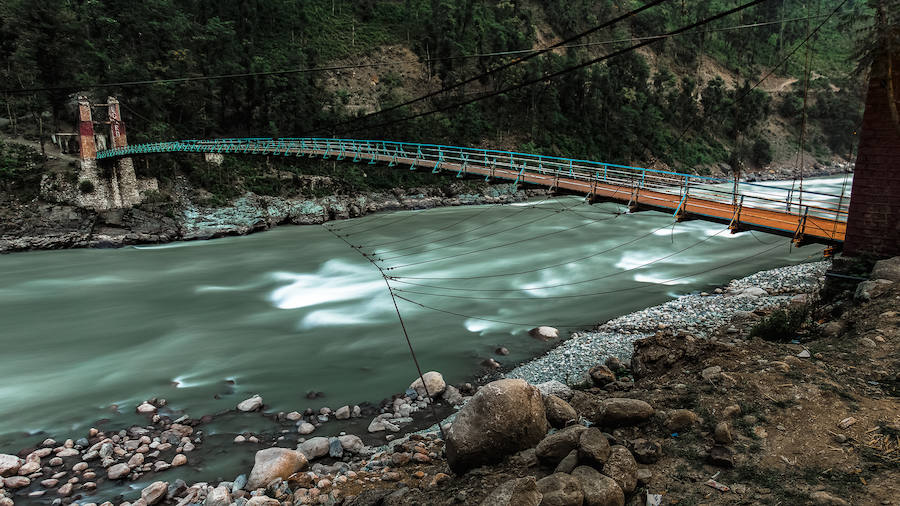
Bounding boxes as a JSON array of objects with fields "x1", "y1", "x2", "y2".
[{"x1": 96, "y1": 137, "x2": 848, "y2": 246}]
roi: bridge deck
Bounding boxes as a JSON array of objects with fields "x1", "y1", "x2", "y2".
[{"x1": 96, "y1": 138, "x2": 848, "y2": 244}]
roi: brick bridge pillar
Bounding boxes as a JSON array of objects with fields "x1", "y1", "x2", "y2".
[
  {"x1": 844, "y1": 52, "x2": 900, "y2": 257},
  {"x1": 106, "y1": 96, "x2": 141, "y2": 207}
]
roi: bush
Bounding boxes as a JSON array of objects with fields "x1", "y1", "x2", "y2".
[
  {"x1": 751, "y1": 139, "x2": 773, "y2": 167},
  {"x1": 78, "y1": 179, "x2": 95, "y2": 193},
  {"x1": 750, "y1": 305, "x2": 809, "y2": 342}
]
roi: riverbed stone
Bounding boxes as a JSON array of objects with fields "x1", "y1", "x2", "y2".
[
  {"x1": 544, "y1": 394, "x2": 578, "y2": 429},
  {"x1": 589, "y1": 364, "x2": 616, "y2": 386},
  {"x1": 0, "y1": 455, "x2": 21, "y2": 477},
  {"x1": 338, "y1": 435, "x2": 364, "y2": 454},
  {"x1": 171, "y1": 454, "x2": 187, "y2": 467},
  {"x1": 601, "y1": 446, "x2": 637, "y2": 494},
  {"x1": 479, "y1": 477, "x2": 542, "y2": 506},
  {"x1": 298, "y1": 437, "x2": 330, "y2": 460},
  {"x1": 297, "y1": 422, "x2": 316, "y2": 435},
  {"x1": 334, "y1": 406, "x2": 351, "y2": 420},
  {"x1": 247, "y1": 448, "x2": 308, "y2": 490},
  {"x1": 141, "y1": 481, "x2": 168, "y2": 505},
  {"x1": 3, "y1": 476, "x2": 29, "y2": 489},
  {"x1": 136, "y1": 402, "x2": 157, "y2": 414},
  {"x1": 529, "y1": 326, "x2": 559, "y2": 341},
  {"x1": 107, "y1": 463, "x2": 130, "y2": 480},
  {"x1": 536, "y1": 473, "x2": 583, "y2": 506},
  {"x1": 446, "y1": 379, "x2": 548, "y2": 473},
  {"x1": 237, "y1": 395, "x2": 263, "y2": 412},
  {"x1": 410, "y1": 371, "x2": 446, "y2": 397},
  {"x1": 206, "y1": 485, "x2": 232, "y2": 506}
]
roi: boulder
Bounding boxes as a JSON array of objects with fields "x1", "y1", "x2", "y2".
[
  {"x1": 446, "y1": 379, "x2": 549, "y2": 473},
  {"x1": 536, "y1": 425, "x2": 588, "y2": 467},
  {"x1": 665, "y1": 409, "x2": 699, "y2": 432},
  {"x1": 298, "y1": 437, "x2": 330, "y2": 460},
  {"x1": 0, "y1": 455, "x2": 21, "y2": 477},
  {"x1": 246, "y1": 497, "x2": 281, "y2": 506},
  {"x1": 536, "y1": 380, "x2": 573, "y2": 400},
  {"x1": 554, "y1": 450, "x2": 579, "y2": 474},
  {"x1": 544, "y1": 395, "x2": 578, "y2": 429},
  {"x1": 589, "y1": 365, "x2": 616, "y2": 387},
  {"x1": 107, "y1": 463, "x2": 130, "y2": 480},
  {"x1": 237, "y1": 395, "x2": 263, "y2": 412},
  {"x1": 442, "y1": 385, "x2": 464, "y2": 405},
  {"x1": 338, "y1": 435, "x2": 365, "y2": 454},
  {"x1": 297, "y1": 422, "x2": 316, "y2": 435},
  {"x1": 136, "y1": 402, "x2": 157, "y2": 414},
  {"x1": 2, "y1": 476, "x2": 29, "y2": 489},
  {"x1": 246, "y1": 448, "x2": 308, "y2": 490},
  {"x1": 536, "y1": 473, "x2": 584, "y2": 506},
  {"x1": 594, "y1": 398, "x2": 654, "y2": 428},
  {"x1": 141, "y1": 481, "x2": 168, "y2": 505},
  {"x1": 871, "y1": 256, "x2": 900, "y2": 282},
  {"x1": 578, "y1": 428, "x2": 611, "y2": 467},
  {"x1": 529, "y1": 326, "x2": 559, "y2": 341},
  {"x1": 480, "y1": 477, "x2": 542, "y2": 506},
  {"x1": 410, "y1": 371, "x2": 446, "y2": 397},
  {"x1": 205, "y1": 485, "x2": 232, "y2": 506},
  {"x1": 572, "y1": 466, "x2": 624, "y2": 506},
  {"x1": 334, "y1": 406, "x2": 351, "y2": 420},
  {"x1": 855, "y1": 279, "x2": 893, "y2": 301},
  {"x1": 601, "y1": 446, "x2": 637, "y2": 494}
]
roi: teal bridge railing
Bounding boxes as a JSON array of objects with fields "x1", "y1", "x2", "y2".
[{"x1": 96, "y1": 137, "x2": 849, "y2": 239}]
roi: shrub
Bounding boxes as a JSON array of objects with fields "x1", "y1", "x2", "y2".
[
  {"x1": 751, "y1": 139, "x2": 773, "y2": 167},
  {"x1": 78, "y1": 179, "x2": 95, "y2": 193},
  {"x1": 750, "y1": 305, "x2": 810, "y2": 342}
]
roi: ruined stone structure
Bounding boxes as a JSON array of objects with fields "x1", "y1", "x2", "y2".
[{"x1": 844, "y1": 52, "x2": 900, "y2": 257}]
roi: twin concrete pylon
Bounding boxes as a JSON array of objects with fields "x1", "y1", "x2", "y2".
[{"x1": 75, "y1": 95, "x2": 141, "y2": 210}]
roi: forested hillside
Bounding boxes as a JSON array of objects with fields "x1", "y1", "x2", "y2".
[{"x1": 0, "y1": 0, "x2": 871, "y2": 197}]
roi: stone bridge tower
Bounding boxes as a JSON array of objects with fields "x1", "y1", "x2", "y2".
[{"x1": 74, "y1": 95, "x2": 142, "y2": 210}]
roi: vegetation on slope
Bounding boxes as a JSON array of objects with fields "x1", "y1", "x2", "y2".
[{"x1": 0, "y1": 0, "x2": 880, "y2": 202}]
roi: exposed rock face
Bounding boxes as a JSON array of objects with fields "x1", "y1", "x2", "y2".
[
  {"x1": 446, "y1": 379, "x2": 549, "y2": 473},
  {"x1": 572, "y1": 466, "x2": 624, "y2": 506},
  {"x1": 246, "y1": 448, "x2": 308, "y2": 490},
  {"x1": 601, "y1": 446, "x2": 637, "y2": 494},
  {"x1": 410, "y1": 371, "x2": 446, "y2": 397},
  {"x1": 480, "y1": 477, "x2": 542, "y2": 506},
  {"x1": 544, "y1": 394, "x2": 578, "y2": 429},
  {"x1": 536, "y1": 473, "x2": 584, "y2": 506}
]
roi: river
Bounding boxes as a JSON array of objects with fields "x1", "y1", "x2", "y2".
[{"x1": 0, "y1": 176, "x2": 849, "y2": 458}]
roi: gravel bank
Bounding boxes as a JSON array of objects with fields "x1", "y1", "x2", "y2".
[{"x1": 506, "y1": 260, "x2": 829, "y2": 385}]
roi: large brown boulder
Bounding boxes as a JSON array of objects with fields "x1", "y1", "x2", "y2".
[
  {"x1": 595, "y1": 398, "x2": 654, "y2": 428},
  {"x1": 480, "y1": 477, "x2": 543, "y2": 506},
  {"x1": 578, "y1": 428, "x2": 611, "y2": 467},
  {"x1": 446, "y1": 379, "x2": 549, "y2": 473},
  {"x1": 572, "y1": 466, "x2": 624, "y2": 506},
  {"x1": 246, "y1": 448, "x2": 308, "y2": 490}
]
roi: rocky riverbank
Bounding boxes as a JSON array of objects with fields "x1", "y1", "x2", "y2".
[
  {"x1": 5, "y1": 255, "x2": 897, "y2": 505},
  {"x1": 0, "y1": 180, "x2": 543, "y2": 253}
]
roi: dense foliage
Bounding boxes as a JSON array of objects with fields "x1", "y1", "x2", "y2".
[{"x1": 0, "y1": 0, "x2": 869, "y2": 183}]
